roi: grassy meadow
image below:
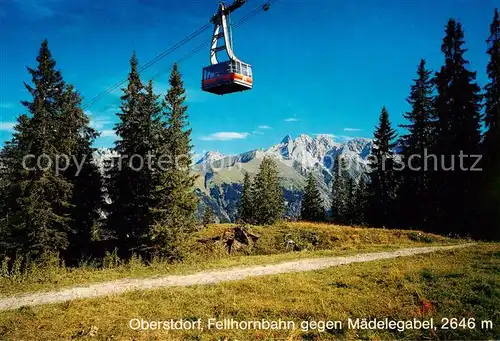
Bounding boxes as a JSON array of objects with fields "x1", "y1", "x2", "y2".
[
  {"x1": 0, "y1": 242, "x2": 497, "y2": 340},
  {"x1": 0, "y1": 222, "x2": 456, "y2": 297}
]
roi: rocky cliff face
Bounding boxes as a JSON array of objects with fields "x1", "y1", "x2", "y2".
[
  {"x1": 92, "y1": 135, "x2": 373, "y2": 222},
  {"x1": 194, "y1": 134, "x2": 373, "y2": 222}
]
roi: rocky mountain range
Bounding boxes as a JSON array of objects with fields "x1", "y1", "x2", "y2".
[
  {"x1": 92, "y1": 134, "x2": 373, "y2": 222},
  {"x1": 193, "y1": 134, "x2": 373, "y2": 222}
]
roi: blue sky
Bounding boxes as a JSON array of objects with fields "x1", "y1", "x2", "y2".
[{"x1": 0, "y1": 0, "x2": 497, "y2": 159}]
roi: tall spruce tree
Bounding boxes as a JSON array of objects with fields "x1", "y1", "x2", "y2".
[
  {"x1": 345, "y1": 175, "x2": 356, "y2": 225},
  {"x1": 106, "y1": 53, "x2": 151, "y2": 257},
  {"x1": 482, "y1": 8, "x2": 500, "y2": 240},
  {"x1": 0, "y1": 40, "x2": 73, "y2": 257},
  {"x1": 432, "y1": 19, "x2": 482, "y2": 235},
  {"x1": 397, "y1": 60, "x2": 435, "y2": 230},
  {"x1": 367, "y1": 107, "x2": 398, "y2": 228},
  {"x1": 300, "y1": 172, "x2": 325, "y2": 222},
  {"x1": 142, "y1": 79, "x2": 165, "y2": 255},
  {"x1": 353, "y1": 176, "x2": 368, "y2": 225},
  {"x1": 238, "y1": 172, "x2": 255, "y2": 224},
  {"x1": 148, "y1": 63, "x2": 198, "y2": 257},
  {"x1": 202, "y1": 205, "x2": 216, "y2": 226},
  {"x1": 253, "y1": 156, "x2": 284, "y2": 225},
  {"x1": 331, "y1": 154, "x2": 348, "y2": 224},
  {"x1": 57, "y1": 85, "x2": 103, "y2": 262}
]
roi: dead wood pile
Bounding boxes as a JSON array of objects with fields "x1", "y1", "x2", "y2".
[{"x1": 197, "y1": 225, "x2": 260, "y2": 254}]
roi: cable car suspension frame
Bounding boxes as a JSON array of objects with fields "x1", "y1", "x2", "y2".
[{"x1": 202, "y1": 0, "x2": 265, "y2": 95}]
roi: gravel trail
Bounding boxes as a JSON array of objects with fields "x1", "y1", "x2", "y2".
[{"x1": 0, "y1": 244, "x2": 473, "y2": 311}]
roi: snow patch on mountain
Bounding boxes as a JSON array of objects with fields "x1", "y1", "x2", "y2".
[
  {"x1": 194, "y1": 134, "x2": 373, "y2": 221},
  {"x1": 91, "y1": 134, "x2": 373, "y2": 222},
  {"x1": 196, "y1": 151, "x2": 225, "y2": 165}
]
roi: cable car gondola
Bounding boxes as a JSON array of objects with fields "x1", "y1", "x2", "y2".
[{"x1": 202, "y1": 0, "x2": 253, "y2": 95}]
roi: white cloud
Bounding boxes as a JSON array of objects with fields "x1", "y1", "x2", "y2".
[
  {"x1": 258, "y1": 125, "x2": 272, "y2": 130},
  {"x1": 90, "y1": 118, "x2": 112, "y2": 130},
  {"x1": 100, "y1": 130, "x2": 117, "y2": 138},
  {"x1": 314, "y1": 134, "x2": 335, "y2": 137},
  {"x1": 313, "y1": 134, "x2": 356, "y2": 142},
  {"x1": 0, "y1": 102, "x2": 14, "y2": 109},
  {"x1": 0, "y1": 122, "x2": 15, "y2": 131},
  {"x1": 86, "y1": 110, "x2": 113, "y2": 130},
  {"x1": 252, "y1": 131, "x2": 264, "y2": 135},
  {"x1": 344, "y1": 128, "x2": 362, "y2": 132},
  {"x1": 200, "y1": 132, "x2": 249, "y2": 141},
  {"x1": 284, "y1": 118, "x2": 299, "y2": 122},
  {"x1": 104, "y1": 105, "x2": 120, "y2": 113},
  {"x1": 337, "y1": 135, "x2": 356, "y2": 141}
]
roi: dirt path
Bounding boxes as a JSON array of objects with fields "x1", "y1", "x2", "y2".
[{"x1": 0, "y1": 244, "x2": 474, "y2": 311}]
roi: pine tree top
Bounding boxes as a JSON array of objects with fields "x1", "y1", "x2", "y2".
[
  {"x1": 442, "y1": 19, "x2": 467, "y2": 59},
  {"x1": 373, "y1": 106, "x2": 397, "y2": 153},
  {"x1": 488, "y1": 9, "x2": 499, "y2": 46},
  {"x1": 166, "y1": 63, "x2": 186, "y2": 104},
  {"x1": 484, "y1": 8, "x2": 500, "y2": 146},
  {"x1": 487, "y1": 8, "x2": 500, "y2": 67},
  {"x1": 126, "y1": 53, "x2": 142, "y2": 95},
  {"x1": 399, "y1": 59, "x2": 434, "y2": 149},
  {"x1": 23, "y1": 39, "x2": 64, "y2": 102}
]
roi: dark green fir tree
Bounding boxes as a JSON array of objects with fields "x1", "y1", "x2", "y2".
[
  {"x1": 366, "y1": 107, "x2": 398, "y2": 228},
  {"x1": 481, "y1": 8, "x2": 500, "y2": 240},
  {"x1": 300, "y1": 172, "x2": 325, "y2": 222},
  {"x1": 353, "y1": 176, "x2": 369, "y2": 225},
  {"x1": 345, "y1": 175, "x2": 356, "y2": 225},
  {"x1": 148, "y1": 63, "x2": 198, "y2": 258},
  {"x1": 432, "y1": 19, "x2": 482, "y2": 236},
  {"x1": 57, "y1": 85, "x2": 103, "y2": 262},
  {"x1": 396, "y1": 59, "x2": 435, "y2": 230},
  {"x1": 253, "y1": 156, "x2": 285, "y2": 225},
  {"x1": 0, "y1": 40, "x2": 73, "y2": 257},
  {"x1": 202, "y1": 205, "x2": 216, "y2": 226},
  {"x1": 238, "y1": 172, "x2": 255, "y2": 224},
  {"x1": 106, "y1": 53, "x2": 151, "y2": 257},
  {"x1": 331, "y1": 154, "x2": 348, "y2": 224}
]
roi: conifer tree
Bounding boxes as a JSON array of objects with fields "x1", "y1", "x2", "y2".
[
  {"x1": 106, "y1": 53, "x2": 151, "y2": 257},
  {"x1": 238, "y1": 172, "x2": 255, "y2": 224},
  {"x1": 432, "y1": 19, "x2": 482, "y2": 235},
  {"x1": 57, "y1": 85, "x2": 103, "y2": 262},
  {"x1": 142, "y1": 78, "x2": 164, "y2": 254},
  {"x1": 345, "y1": 175, "x2": 356, "y2": 225},
  {"x1": 253, "y1": 156, "x2": 285, "y2": 225},
  {"x1": 482, "y1": 8, "x2": 500, "y2": 240},
  {"x1": 300, "y1": 172, "x2": 325, "y2": 222},
  {"x1": 331, "y1": 154, "x2": 348, "y2": 224},
  {"x1": 0, "y1": 40, "x2": 73, "y2": 257},
  {"x1": 397, "y1": 60, "x2": 435, "y2": 230},
  {"x1": 353, "y1": 176, "x2": 368, "y2": 225},
  {"x1": 202, "y1": 205, "x2": 216, "y2": 226},
  {"x1": 148, "y1": 63, "x2": 198, "y2": 257},
  {"x1": 367, "y1": 107, "x2": 398, "y2": 228}
]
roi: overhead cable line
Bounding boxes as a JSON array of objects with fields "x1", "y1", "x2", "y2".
[
  {"x1": 83, "y1": 23, "x2": 212, "y2": 110},
  {"x1": 83, "y1": 0, "x2": 275, "y2": 110},
  {"x1": 151, "y1": 0, "x2": 275, "y2": 81}
]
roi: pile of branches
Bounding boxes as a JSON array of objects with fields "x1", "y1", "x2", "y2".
[{"x1": 197, "y1": 225, "x2": 259, "y2": 254}]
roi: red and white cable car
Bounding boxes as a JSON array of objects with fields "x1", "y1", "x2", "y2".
[{"x1": 202, "y1": 0, "x2": 253, "y2": 95}]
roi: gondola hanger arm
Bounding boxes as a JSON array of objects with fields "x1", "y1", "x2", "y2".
[{"x1": 211, "y1": 0, "x2": 247, "y2": 24}]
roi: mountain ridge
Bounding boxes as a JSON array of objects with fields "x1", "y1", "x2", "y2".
[
  {"x1": 91, "y1": 134, "x2": 373, "y2": 222},
  {"x1": 194, "y1": 134, "x2": 373, "y2": 222}
]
